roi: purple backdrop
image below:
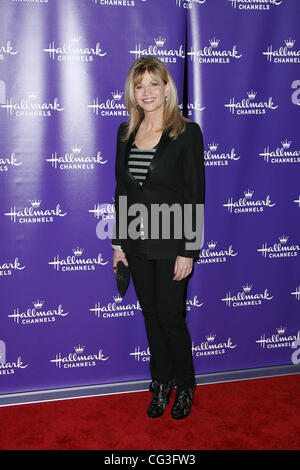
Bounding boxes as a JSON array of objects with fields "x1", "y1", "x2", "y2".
[{"x1": 0, "y1": 0, "x2": 299, "y2": 396}]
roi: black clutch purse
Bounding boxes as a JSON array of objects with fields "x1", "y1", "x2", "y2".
[{"x1": 116, "y1": 260, "x2": 130, "y2": 297}]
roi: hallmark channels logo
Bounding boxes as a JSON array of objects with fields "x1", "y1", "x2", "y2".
[
  {"x1": 197, "y1": 240, "x2": 238, "y2": 264},
  {"x1": 186, "y1": 295, "x2": 203, "y2": 311},
  {"x1": 256, "y1": 326, "x2": 300, "y2": 350},
  {"x1": 187, "y1": 37, "x2": 242, "y2": 64},
  {"x1": 0, "y1": 40, "x2": 18, "y2": 61},
  {"x1": 48, "y1": 247, "x2": 108, "y2": 272},
  {"x1": 90, "y1": 294, "x2": 141, "y2": 319},
  {"x1": 0, "y1": 152, "x2": 23, "y2": 172},
  {"x1": 259, "y1": 139, "x2": 300, "y2": 164},
  {"x1": 204, "y1": 141, "x2": 241, "y2": 167},
  {"x1": 8, "y1": 300, "x2": 69, "y2": 326},
  {"x1": 93, "y1": 200, "x2": 117, "y2": 241},
  {"x1": 4, "y1": 199, "x2": 67, "y2": 224},
  {"x1": 291, "y1": 285, "x2": 300, "y2": 302},
  {"x1": 9, "y1": 0, "x2": 49, "y2": 3},
  {"x1": 223, "y1": 189, "x2": 276, "y2": 213},
  {"x1": 89, "y1": 198, "x2": 115, "y2": 220},
  {"x1": 0, "y1": 257, "x2": 25, "y2": 277},
  {"x1": 50, "y1": 344, "x2": 109, "y2": 369},
  {"x1": 94, "y1": 200, "x2": 119, "y2": 241},
  {"x1": 129, "y1": 36, "x2": 185, "y2": 63},
  {"x1": 91, "y1": 0, "x2": 146, "y2": 6},
  {"x1": 225, "y1": 90, "x2": 278, "y2": 115},
  {"x1": 130, "y1": 345, "x2": 151, "y2": 362},
  {"x1": 178, "y1": 101, "x2": 205, "y2": 117},
  {"x1": 43, "y1": 36, "x2": 107, "y2": 62},
  {"x1": 0, "y1": 344, "x2": 29, "y2": 376},
  {"x1": 88, "y1": 90, "x2": 128, "y2": 117},
  {"x1": 257, "y1": 235, "x2": 300, "y2": 259},
  {"x1": 192, "y1": 334, "x2": 238, "y2": 357},
  {"x1": 228, "y1": 0, "x2": 283, "y2": 10},
  {"x1": 0, "y1": 93, "x2": 64, "y2": 117},
  {"x1": 222, "y1": 283, "x2": 273, "y2": 307},
  {"x1": 263, "y1": 38, "x2": 300, "y2": 64},
  {"x1": 89, "y1": 200, "x2": 115, "y2": 220},
  {"x1": 46, "y1": 146, "x2": 108, "y2": 170}
]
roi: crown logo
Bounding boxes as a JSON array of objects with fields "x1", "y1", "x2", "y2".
[
  {"x1": 32, "y1": 299, "x2": 44, "y2": 309},
  {"x1": 71, "y1": 36, "x2": 81, "y2": 43},
  {"x1": 111, "y1": 90, "x2": 123, "y2": 101},
  {"x1": 72, "y1": 247, "x2": 84, "y2": 256},
  {"x1": 279, "y1": 235, "x2": 288, "y2": 244},
  {"x1": 276, "y1": 326, "x2": 286, "y2": 335},
  {"x1": 247, "y1": 90, "x2": 257, "y2": 100},
  {"x1": 29, "y1": 93, "x2": 37, "y2": 99},
  {"x1": 281, "y1": 139, "x2": 292, "y2": 149},
  {"x1": 242, "y1": 284, "x2": 252, "y2": 292},
  {"x1": 244, "y1": 189, "x2": 254, "y2": 198},
  {"x1": 206, "y1": 333, "x2": 216, "y2": 342},
  {"x1": 209, "y1": 37, "x2": 220, "y2": 48},
  {"x1": 72, "y1": 145, "x2": 81, "y2": 154},
  {"x1": 284, "y1": 38, "x2": 295, "y2": 48},
  {"x1": 208, "y1": 142, "x2": 218, "y2": 151},
  {"x1": 208, "y1": 240, "x2": 217, "y2": 249},
  {"x1": 74, "y1": 345, "x2": 85, "y2": 353},
  {"x1": 113, "y1": 294, "x2": 123, "y2": 303},
  {"x1": 154, "y1": 36, "x2": 166, "y2": 47},
  {"x1": 30, "y1": 198, "x2": 42, "y2": 208}
]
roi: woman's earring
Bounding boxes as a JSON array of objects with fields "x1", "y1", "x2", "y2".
[{"x1": 165, "y1": 96, "x2": 168, "y2": 102}]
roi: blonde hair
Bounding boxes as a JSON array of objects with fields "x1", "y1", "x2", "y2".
[{"x1": 122, "y1": 56, "x2": 188, "y2": 141}]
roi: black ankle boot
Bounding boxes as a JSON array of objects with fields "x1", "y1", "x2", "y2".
[
  {"x1": 148, "y1": 379, "x2": 175, "y2": 418},
  {"x1": 148, "y1": 379, "x2": 175, "y2": 394},
  {"x1": 171, "y1": 386, "x2": 195, "y2": 420}
]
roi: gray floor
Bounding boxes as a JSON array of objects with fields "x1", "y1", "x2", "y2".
[{"x1": 1, "y1": 364, "x2": 299, "y2": 407}]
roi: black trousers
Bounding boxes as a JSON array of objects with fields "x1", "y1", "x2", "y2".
[{"x1": 126, "y1": 252, "x2": 196, "y2": 390}]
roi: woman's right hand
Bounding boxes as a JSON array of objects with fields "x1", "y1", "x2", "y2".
[{"x1": 113, "y1": 249, "x2": 129, "y2": 274}]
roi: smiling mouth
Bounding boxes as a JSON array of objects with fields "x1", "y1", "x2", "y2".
[{"x1": 143, "y1": 98, "x2": 155, "y2": 103}]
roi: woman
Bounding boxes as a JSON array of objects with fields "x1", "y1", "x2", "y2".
[{"x1": 111, "y1": 56, "x2": 205, "y2": 419}]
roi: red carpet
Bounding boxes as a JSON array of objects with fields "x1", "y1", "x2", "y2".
[{"x1": 0, "y1": 374, "x2": 300, "y2": 450}]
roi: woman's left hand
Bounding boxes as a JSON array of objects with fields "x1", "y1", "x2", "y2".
[{"x1": 173, "y1": 255, "x2": 193, "y2": 281}]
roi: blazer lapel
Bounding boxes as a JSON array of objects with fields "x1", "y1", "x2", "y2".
[
  {"x1": 124, "y1": 128, "x2": 139, "y2": 185},
  {"x1": 124, "y1": 126, "x2": 172, "y2": 186}
]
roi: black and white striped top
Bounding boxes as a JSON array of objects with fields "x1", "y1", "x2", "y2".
[
  {"x1": 127, "y1": 142, "x2": 157, "y2": 185},
  {"x1": 111, "y1": 142, "x2": 157, "y2": 250}
]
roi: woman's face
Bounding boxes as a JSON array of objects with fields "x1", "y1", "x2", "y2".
[{"x1": 134, "y1": 70, "x2": 169, "y2": 115}]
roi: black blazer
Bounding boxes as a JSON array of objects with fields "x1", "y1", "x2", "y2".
[{"x1": 112, "y1": 120, "x2": 205, "y2": 260}]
